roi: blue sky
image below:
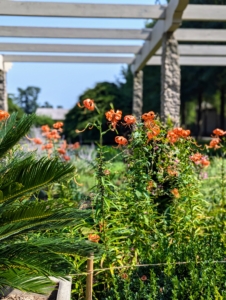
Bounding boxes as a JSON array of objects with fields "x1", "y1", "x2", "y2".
[{"x1": 0, "y1": 0, "x2": 166, "y2": 109}]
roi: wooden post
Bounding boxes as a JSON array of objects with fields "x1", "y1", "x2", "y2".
[{"x1": 86, "y1": 253, "x2": 94, "y2": 300}]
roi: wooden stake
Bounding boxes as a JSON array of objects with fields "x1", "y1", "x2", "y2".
[{"x1": 86, "y1": 253, "x2": 94, "y2": 300}]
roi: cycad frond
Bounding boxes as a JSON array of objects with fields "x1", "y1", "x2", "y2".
[
  {"x1": 0, "y1": 270, "x2": 55, "y2": 295},
  {"x1": 0, "y1": 113, "x2": 35, "y2": 159},
  {"x1": 0, "y1": 202, "x2": 93, "y2": 241},
  {"x1": 0, "y1": 157, "x2": 75, "y2": 205}
]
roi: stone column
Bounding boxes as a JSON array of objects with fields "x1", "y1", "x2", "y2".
[
  {"x1": 161, "y1": 32, "x2": 180, "y2": 126},
  {"x1": 0, "y1": 55, "x2": 8, "y2": 111},
  {"x1": 132, "y1": 70, "x2": 143, "y2": 119}
]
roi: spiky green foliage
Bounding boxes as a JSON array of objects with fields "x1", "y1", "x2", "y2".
[{"x1": 0, "y1": 113, "x2": 101, "y2": 295}]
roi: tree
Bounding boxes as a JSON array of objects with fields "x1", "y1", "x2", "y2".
[
  {"x1": 16, "y1": 86, "x2": 41, "y2": 114},
  {"x1": 41, "y1": 101, "x2": 53, "y2": 108},
  {"x1": 8, "y1": 94, "x2": 24, "y2": 119},
  {"x1": 64, "y1": 81, "x2": 129, "y2": 144}
]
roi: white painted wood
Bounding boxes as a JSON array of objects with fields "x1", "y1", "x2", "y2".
[
  {"x1": 147, "y1": 56, "x2": 226, "y2": 66},
  {"x1": 175, "y1": 29, "x2": 226, "y2": 42},
  {"x1": 3, "y1": 55, "x2": 134, "y2": 64},
  {"x1": 0, "y1": 55, "x2": 3, "y2": 70},
  {"x1": 0, "y1": 43, "x2": 141, "y2": 54},
  {"x1": 4, "y1": 54, "x2": 226, "y2": 66},
  {"x1": 1, "y1": 2, "x2": 225, "y2": 22},
  {"x1": 0, "y1": 26, "x2": 151, "y2": 40},
  {"x1": 156, "y1": 45, "x2": 226, "y2": 56},
  {"x1": 0, "y1": 2, "x2": 166, "y2": 19},
  {"x1": 183, "y1": 5, "x2": 226, "y2": 22},
  {"x1": 131, "y1": 0, "x2": 189, "y2": 73},
  {"x1": 4, "y1": 62, "x2": 12, "y2": 72},
  {"x1": 1, "y1": 26, "x2": 225, "y2": 43},
  {"x1": 2, "y1": 43, "x2": 226, "y2": 57}
]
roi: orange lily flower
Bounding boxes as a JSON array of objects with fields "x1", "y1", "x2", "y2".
[
  {"x1": 58, "y1": 148, "x2": 66, "y2": 155},
  {"x1": 63, "y1": 155, "x2": 70, "y2": 161},
  {"x1": 213, "y1": 128, "x2": 226, "y2": 136},
  {"x1": 45, "y1": 129, "x2": 61, "y2": 140},
  {"x1": 171, "y1": 188, "x2": 180, "y2": 198},
  {"x1": 115, "y1": 136, "x2": 128, "y2": 146},
  {"x1": 208, "y1": 137, "x2": 221, "y2": 150},
  {"x1": 53, "y1": 122, "x2": 64, "y2": 129},
  {"x1": 42, "y1": 143, "x2": 53, "y2": 150},
  {"x1": 88, "y1": 234, "x2": 100, "y2": 243},
  {"x1": 146, "y1": 125, "x2": 160, "y2": 141},
  {"x1": 72, "y1": 142, "x2": 80, "y2": 149},
  {"x1": 0, "y1": 110, "x2": 10, "y2": 121},
  {"x1": 167, "y1": 128, "x2": 190, "y2": 143},
  {"x1": 41, "y1": 125, "x2": 50, "y2": 132},
  {"x1": 201, "y1": 159, "x2": 210, "y2": 167},
  {"x1": 190, "y1": 153, "x2": 203, "y2": 162},
  {"x1": 105, "y1": 109, "x2": 122, "y2": 130},
  {"x1": 33, "y1": 138, "x2": 42, "y2": 145},
  {"x1": 142, "y1": 111, "x2": 155, "y2": 121},
  {"x1": 78, "y1": 98, "x2": 95, "y2": 111},
  {"x1": 123, "y1": 115, "x2": 136, "y2": 126}
]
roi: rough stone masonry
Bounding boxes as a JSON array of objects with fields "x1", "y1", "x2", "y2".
[
  {"x1": 0, "y1": 69, "x2": 6, "y2": 111},
  {"x1": 132, "y1": 70, "x2": 143, "y2": 119},
  {"x1": 161, "y1": 32, "x2": 180, "y2": 126}
]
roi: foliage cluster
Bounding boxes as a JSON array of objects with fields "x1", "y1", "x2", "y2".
[
  {"x1": 0, "y1": 112, "x2": 101, "y2": 296},
  {"x1": 55, "y1": 101, "x2": 225, "y2": 299}
]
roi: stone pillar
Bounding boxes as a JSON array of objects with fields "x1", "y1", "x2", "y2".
[
  {"x1": 161, "y1": 32, "x2": 180, "y2": 126},
  {"x1": 132, "y1": 70, "x2": 143, "y2": 119},
  {"x1": 0, "y1": 55, "x2": 8, "y2": 111}
]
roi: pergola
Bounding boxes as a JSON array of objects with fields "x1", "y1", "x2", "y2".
[{"x1": 0, "y1": 0, "x2": 226, "y2": 124}]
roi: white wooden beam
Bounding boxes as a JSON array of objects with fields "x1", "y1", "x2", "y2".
[
  {"x1": 1, "y1": 2, "x2": 226, "y2": 22},
  {"x1": 175, "y1": 29, "x2": 226, "y2": 42},
  {"x1": 2, "y1": 43, "x2": 226, "y2": 57},
  {"x1": 147, "y1": 56, "x2": 226, "y2": 66},
  {"x1": 131, "y1": 0, "x2": 189, "y2": 73},
  {"x1": 0, "y1": 26, "x2": 151, "y2": 40},
  {"x1": 4, "y1": 54, "x2": 226, "y2": 66},
  {"x1": 0, "y1": 43, "x2": 141, "y2": 54},
  {"x1": 3, "y1": 55, "x2": 134, "y2": 64},
  {"x1": 1, "y1": 26, "x2": 226, "y2": 43},
  {"x1": 156, "y1": 45, "x2": 226, "y2": 56},
  {"x1": 183, "y1": 5, "x2": 226, "y2": 22},
  {"x1": 0, "y1": 2, "x2": 165, "y2": 19}
]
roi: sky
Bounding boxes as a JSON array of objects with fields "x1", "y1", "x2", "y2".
[{"x1": 0, "y1": 0, "x2": 166, "y2": 109}]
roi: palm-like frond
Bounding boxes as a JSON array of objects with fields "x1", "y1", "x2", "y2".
[
  {"x1": 0, "y1": 201, "x2": 92, "y2": 241},
  {"x1": 0, "y1": 270, "x2": 55, "y2": 295},
  {"x1": 0, "y1": 157, "x2": 75, "y2": 205},
  {"x1": 0, "y1": 113, "x2": 100, "y2": 294},
  {"x1": 0, "y1": 113, "x2": 35, "y2": 159},
  {"x1": 0, "y1": 239, "x2": 100, "y2": 294}
]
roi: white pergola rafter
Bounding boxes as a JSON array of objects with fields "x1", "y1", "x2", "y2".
[
  {"x1": 2, "y1": 44, "x2": 226, "y2": 58},
  {"x1": 1, "y1": 0, "x2": 226, "y2": 116},
  {"x1": 131, "y1": 0, "x2": 189, "y2": 73},
  {"x1": 0, "y1": 2, "x2": 226, "y2": 22},
  {"x1": 0, "y1": 26, "x2": 152, "y2": 40},
  {"x1": 1, "y1": 26, "x2": 226, "y2": 43},
  {"x1": 3, "y1": 55, "x2": 226, "y2": 67}
]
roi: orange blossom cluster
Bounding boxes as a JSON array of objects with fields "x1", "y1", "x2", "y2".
[
  {"x1": 142, "y1": 111, "x2": 160, "y2": 141},
  {"x1": 190, "y1": 153, "x2": 210, "y2": 167},
  {"x1": 208, "y1": 128, "x2": 226, "y2": 150},
  {"x1": 167, "y1": 127, "x2": 190, "y2": 143}
]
